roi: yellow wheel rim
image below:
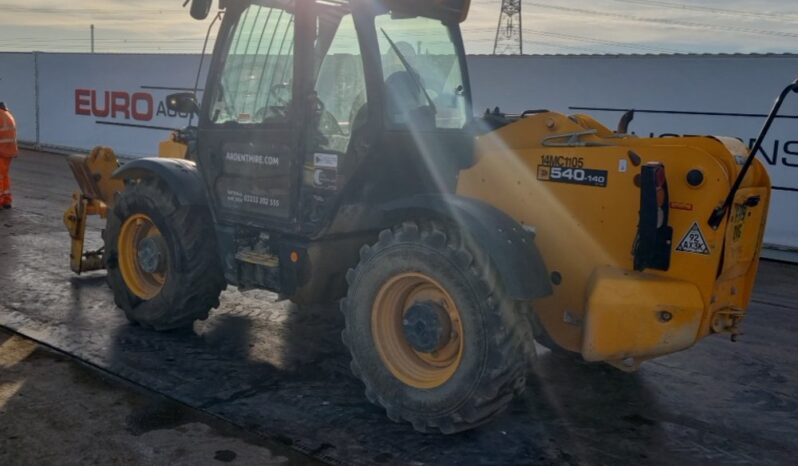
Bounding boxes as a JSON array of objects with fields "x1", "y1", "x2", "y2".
[
  {"x1": 372, "y1": 272, "x2": 464, "y2": 389},
  {"x1": 118, "y1": 213, "x2": 166, "y2": 300}
]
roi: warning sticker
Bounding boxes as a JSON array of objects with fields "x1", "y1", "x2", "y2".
[
  {"x1": 314, "y1": 153, "x2": 338, "y2": 169},
  {"x1": 676, "y1": 222, "x2": 710, "y2": 255}
]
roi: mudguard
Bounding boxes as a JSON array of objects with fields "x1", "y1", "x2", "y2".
[
  {"x1": 112, "y1": 158, "x2": 207, "y2": 207},
  {"x1": 382, "y1": 194, "x2": 552, "y2": 301}
]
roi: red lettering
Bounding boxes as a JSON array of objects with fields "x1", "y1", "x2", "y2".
[
  {"x1": 131, "y1": 92, "x2": 154, "y2": 121},
  {"x1": 76, "y1": 88, "x2": 162, "y2": 121},
  {"x1": 75, "y1": 89, "x2": 91, "y2": 116},
  {"x1": 91, "y1": 90, "x2": 110, "y2": 118},
  {"x1": 111, "y1": 91, "x2": 130, "y2": 119}
]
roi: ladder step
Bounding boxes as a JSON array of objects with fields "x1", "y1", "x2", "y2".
[{"x1": 235, "y1": 250, "x2": 280, "y2": 268}]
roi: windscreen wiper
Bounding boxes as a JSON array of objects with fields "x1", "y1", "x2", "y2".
[{"x1": 380, "y1": 28, "x2": 437, "y2": 115}]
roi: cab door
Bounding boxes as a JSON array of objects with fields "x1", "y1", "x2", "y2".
[
  {"x1": 299, "y1": 3, "x2": 371, "y2": 227},
  {"x1": 197, "y1": 2, "x2": 309, "y2": 227}
]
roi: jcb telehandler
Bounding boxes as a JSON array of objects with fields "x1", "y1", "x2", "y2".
[{"x1": 64, "y1": 0, "x2": 785, "y2": 433}]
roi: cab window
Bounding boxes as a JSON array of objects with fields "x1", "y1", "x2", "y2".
[
  {"x1": 210, "y1": 4, "x2": 295, "y2": 125},
  {"x1": 375, "y1": 15, "x2": 468, "y2": 129},
  {"x1": 314, "y1": 12, "x2": 367, "y2": 153}
]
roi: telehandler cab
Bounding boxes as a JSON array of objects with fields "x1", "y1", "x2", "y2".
[{"x1": 64, "y1": 0, "x2": 782, "y2": 433}]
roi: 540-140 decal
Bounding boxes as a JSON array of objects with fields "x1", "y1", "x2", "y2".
[{"x1": 537, "y1": 162, "x2": 608, "y2": 187}]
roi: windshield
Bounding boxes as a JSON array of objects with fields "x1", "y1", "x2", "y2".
[{"x1": 375, "y1": 14, "x2": 468, "y2": 129}]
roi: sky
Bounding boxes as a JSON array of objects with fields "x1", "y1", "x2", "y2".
[{"x1": 0, "y1": 0, "x2": 797, "y2": 55}]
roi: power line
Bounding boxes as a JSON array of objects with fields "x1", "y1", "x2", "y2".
[
  {"x1": 523, "y1": 29, "x2": 688, "y2": 54},
  {"x1": 0, "y1": 38, "x2": 214, "y2": 44},
  {"x1": 467, "y1": 27, "x2": 674, "y2": 54},
  {"x1": 525, "y1": 43, "x2": 603, "y2": 55},
  {"x1": 1, "y1": 6, "x2": 184, "y2": 15},
  {"x1": 2, "y1": 1, "x2": 797, "y2": 55},
  {"x1": 609, "y1": 0, "x2": 798, "y2": 23},
  {"x1": 525, "y1": 2, "x2": 798, "y2": 39}
]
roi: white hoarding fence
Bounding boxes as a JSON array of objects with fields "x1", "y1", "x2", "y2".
[
  {"x1": 36, "y1": 53, "x2": 208, "y2": 158},
  {"x1": 0, "y1": 52, "x2": 37, "y2": 143},
  {"x1": 470, "y1": 54, "x2": 798, "y2": 253},
  {"x1": 0, "y1": 51, "x2": 796, "y2": 253}
]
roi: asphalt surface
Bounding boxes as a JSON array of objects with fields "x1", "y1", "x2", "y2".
[
  {"x1": 0, "y1": 328, "x2": 316, "y2": 466},
  {"x1": 1, "y1": 149, "x2": 797, "y2": 465}
]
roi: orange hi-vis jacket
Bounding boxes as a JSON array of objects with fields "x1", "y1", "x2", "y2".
[{"x1": 0, "y1": 109, "x2": 18, "y2": 158}]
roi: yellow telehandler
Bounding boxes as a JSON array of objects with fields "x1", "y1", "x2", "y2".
[{"x1": 64, "y1": 0, "x2": 785, "y2": 433}]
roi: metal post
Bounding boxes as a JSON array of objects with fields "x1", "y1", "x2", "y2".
[
  {"x1": 518, "y1": 3, "x2": 523, "y2": 55},
  {"x1": 707, "y1": 78, "x2": 798, "y2": 229},
  {"x1": 33, "y1": 51, "x2": 41, "y2": 149},
  {"x1": 90, "y1": 24, "x2": 95, "y2": 53}
]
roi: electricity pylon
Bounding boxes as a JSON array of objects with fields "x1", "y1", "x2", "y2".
[{"x1": 494, "y1": 0, "x2": 523, "y2": 55}]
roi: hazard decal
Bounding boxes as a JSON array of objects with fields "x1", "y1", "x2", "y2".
[{"x1": 676, "y1": 222, "x2": 710, "y2": 255}]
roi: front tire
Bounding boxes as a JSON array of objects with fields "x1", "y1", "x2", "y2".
[
  {"x1": 105, "y1": 178, "x2": 226, "y2": 330},
  {"x1": 341, "y1": 221, "x2": 530, "y2": 434}
]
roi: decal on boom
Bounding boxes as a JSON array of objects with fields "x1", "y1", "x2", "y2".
[{"x1": 537, "y1": 155, "x2": 608, "y2": 187}]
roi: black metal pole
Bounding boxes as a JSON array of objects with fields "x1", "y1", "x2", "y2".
[{"x1": 708, "y1": 78, "x2": 798, "y2": 229}]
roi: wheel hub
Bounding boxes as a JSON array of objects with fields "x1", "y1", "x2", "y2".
[
  {"x1": 402, "y1": 301, "x2": 452, "y2": 353},
  {"x1": 371, "y1": 272, "x2": 464, "y2": 389},
  {"x1": 118, "y1": 213, "x2": 167, "y2": 300},
  {"x1": 137, "y1": 236, "x2": 166, "y2": 274}
]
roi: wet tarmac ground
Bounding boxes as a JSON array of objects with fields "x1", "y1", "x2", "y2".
[
  {"x1": 0, "y1": 328, "x2": 317, "y2": 465},
  {"x1": 1, "y1": 150, "x2": 797, "y2": 465}
]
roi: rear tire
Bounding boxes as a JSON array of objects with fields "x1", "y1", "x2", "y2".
[
  {"x1": 341, "y1": 221, "x2": 530, "y2": 434},
  {"x1": 105, "y1": 179, "x2": 226, "y2": 330}
]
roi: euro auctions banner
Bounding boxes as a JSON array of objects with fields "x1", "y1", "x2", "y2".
[
  {"x1": 470, "y1": 54, "x2": 798, "y2": 253},
  {"x1": 37, "y1": 53, "x2": 208, "y2": 158}
]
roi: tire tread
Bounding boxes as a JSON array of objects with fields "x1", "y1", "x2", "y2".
[
  {"x1": 106, "y1": 178, "x2": 226, "y2": 330},
  {"x1": 341, "y1": 220, "x2": 531, "y2": 434}
]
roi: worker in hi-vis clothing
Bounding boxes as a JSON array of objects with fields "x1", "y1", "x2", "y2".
[{"x1": 0, "y1": 102, "x2": 18, "y2": 209}]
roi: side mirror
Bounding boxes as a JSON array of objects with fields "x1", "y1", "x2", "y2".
[
  {"x1": 166, "y1": 93, "x2": 200, "y2": 115},
  {"x1": 190, "y1": 0, "x2": 212, "y2": 20}
]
